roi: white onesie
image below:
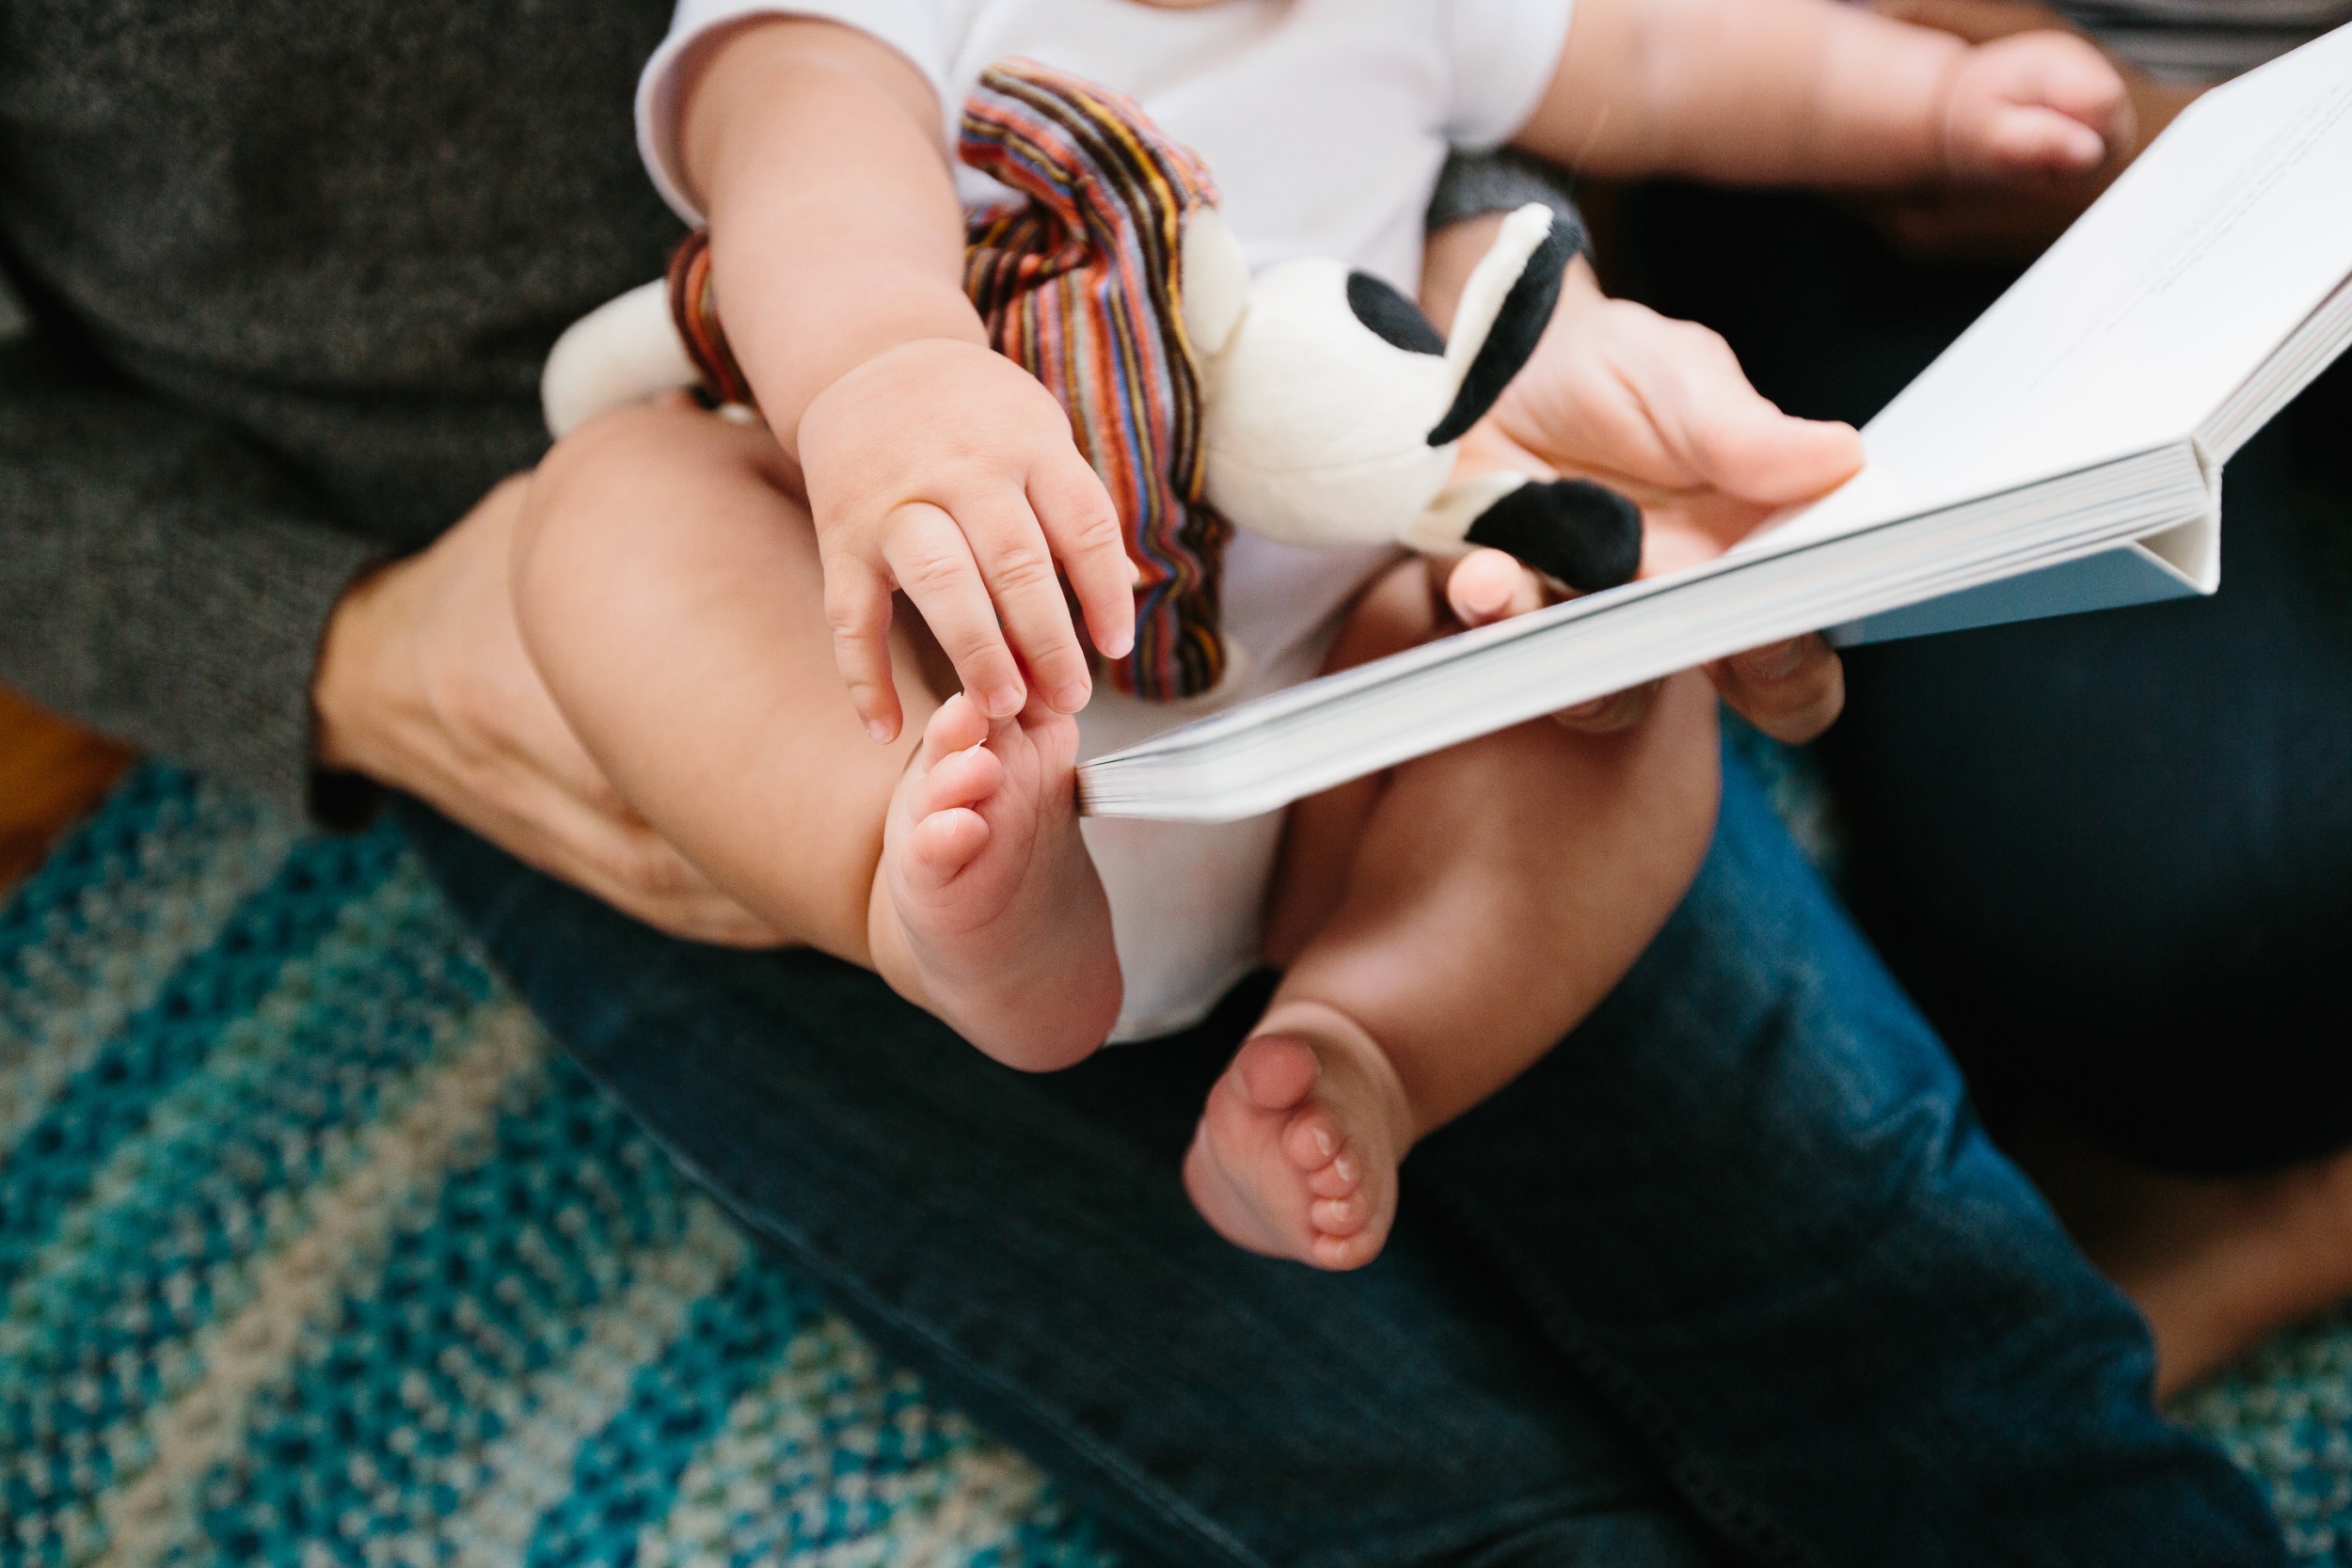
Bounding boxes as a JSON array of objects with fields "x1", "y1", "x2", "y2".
[{"x1": 639, "y1": 0, "x2": 1576, "y2": 1039}]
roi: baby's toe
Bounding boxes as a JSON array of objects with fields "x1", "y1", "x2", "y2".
[
  {"x1": 1281, "y1": 1106, "x2": 1344, "y2": 1177},
  {"x1": 904, "y1": 806, "x2": 990, "y2": 884},
  {"x1": 917, "y1": 739, "x2": 1002, "y2": 817},
  {"x1": 921, "y1": 693, "x2": 992, "y2": 764},
  {"x1": 1310, "y1": 1193, "x2": 1371, "y2": 1238},
  {"x1": 1232, "y1": 1035, "x2": 1321, "y2": 1116},
  {"x1": 1305, "y1": 1151, "x2": 1359, "y2": 1199},
  {"x1": 1309, "y1": 1229, "x2": 1383, "y2": 1272}
]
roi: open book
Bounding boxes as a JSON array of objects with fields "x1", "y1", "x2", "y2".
[{"x1": 1078, "y1": 22, "x2": 2352, "y2": 823}]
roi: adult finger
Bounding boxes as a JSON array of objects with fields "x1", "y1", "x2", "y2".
[
  {"x1": 1650, "y1": 327, "x2": 1867, "y2": 512},
  {"x1": 1551, "y1": 680, "x2": 1661, "y2": 736},
  {"x1": 820, "y1": 546, "x2": 905, "y2": 742},
  {"x1": 880, "y1": 501, "x2": 1027, "y2": 721},
  {"x1": 962, "y1": 488, "x2": 1094, "y2": 715},
  {"x1": 1705, "y1": 635, "x2": 1846, "y2": 744},
  {"x1": 1031, "y1": 450, "x2": 1138, "y2": 664}
]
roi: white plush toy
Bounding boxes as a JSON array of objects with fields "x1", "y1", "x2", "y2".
[
  {"x1": 540, "y1": 62, "x2": 1643, "y2": 676},
  {"x1": 544, "y1": 196, "x2": 1640, "y2": 591},
  {"x1": 1170, "y1": 200, "x2": 1640, "y2": 591}
]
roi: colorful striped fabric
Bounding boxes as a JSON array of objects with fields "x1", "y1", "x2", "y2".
[
  {"x1": 959, "y1": 60, "x2": 1230, "y2": 702},
  {"x1": 0, "y1": 767, "x2": 1111, "y2": 1568},
  {"x1": 663, "y1": 59, "x2": 1232, "y2": 703},
  {"x1": 668, "y1": 232, "x2": 754, "y2": 412}
]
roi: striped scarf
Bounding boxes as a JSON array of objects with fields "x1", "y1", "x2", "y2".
[{"x1": 669, "y1": 59, "x2": 1231, "y2": 703}]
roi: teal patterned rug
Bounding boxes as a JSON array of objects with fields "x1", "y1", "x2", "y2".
[
  {"x1": 0, "y1": 767, "x2": 1107, "y2": 1568},
  {"x1": 2, "y1": 765, "x2": 2349, "y2": 1566}
]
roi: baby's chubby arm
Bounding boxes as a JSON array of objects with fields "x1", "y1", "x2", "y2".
[
  {"x1": 1518, "y1": 0, "x2": 2130, "y2": 187},
  {"x1": 674, "y1": 21, "x2": 1136, "y2": 742}
]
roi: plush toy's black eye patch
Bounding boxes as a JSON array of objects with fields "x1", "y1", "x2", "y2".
[{"x1": 1345, "y1": 271, "x2": 1445, "y2": 356}]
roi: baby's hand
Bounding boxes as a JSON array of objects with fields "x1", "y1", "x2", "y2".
[
  {"x1": 797, "y1": 339, "x2": 1138, "y2": 743},
  {"x1": 1941, "y1": 30, "x2": 2133, "y2": 180}
]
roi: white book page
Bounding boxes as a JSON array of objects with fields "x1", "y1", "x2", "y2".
[{"x1": 1752, "y1": 23, "x2": 2352, "y2": 554}]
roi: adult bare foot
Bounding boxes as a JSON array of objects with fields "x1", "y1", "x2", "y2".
[
  {"x1": 1183, "y1": 1004, "x2": 1415, "y2": 1270},
  {"x1": 2020, "y1": 1124, "x2": 2352, "y2": 1398},
  {"x1": 874, "y1": 691, "x2": 1120, "y2": 1071}
]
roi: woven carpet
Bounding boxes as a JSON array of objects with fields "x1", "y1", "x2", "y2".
[
  {"x1": 3, "y1": 766, "x2": 2349, "y2": 1566},
  {"x1": 0, "y1": 767, "x2": 1109, "y2": 1568}
]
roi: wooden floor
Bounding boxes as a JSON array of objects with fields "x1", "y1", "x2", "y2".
[{"x1": 0, "y1": 687, "x2": 135, "y2": 895}]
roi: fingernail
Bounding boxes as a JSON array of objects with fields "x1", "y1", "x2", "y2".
[
  {"x1": 1561, "y1": 696, "x2": 1611, "y2": 720},
  {"x1": 1103, "y1": 627, "x2": 1135, "y2": 658},
  {"x1": 985, "y1": 684, "x2": 1025, "y2": 718},
  {"x1": 1312, "y1": 1128, "x2": 1335, "y2": 1159},
  {"x1": 866, "y1": 718, "x2": 897, "y2": 743},
  {"x1": 1737, "y1": 639, "x2": 1808, "y2": 681},
  {"x1": 1052, "y1": 681, "x2": 1090, "y2": 713}
]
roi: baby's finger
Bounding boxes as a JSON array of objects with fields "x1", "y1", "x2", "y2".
[
  {"x1": 820, "y1": 548, "x2": 905, "y2": 742},
  {"x1": 1031, "y1": 451, "x2": 1138, "y2": 663},
  {"x1": 963, "y1": 490, "x2": 1094, "y2": 715},
  {"x1": 2003, "y1": 30, "x2": 2132, "y2": 129},
  {"x1": 1444, "y1": 548, "x2": 1546, "y2": 627},
  {"x1": 881, "y1": 502, "x2": 1028, "y2": 721},
  {"x1": 1980, "y1": 103, "x2": 2108, "y2": 172}
]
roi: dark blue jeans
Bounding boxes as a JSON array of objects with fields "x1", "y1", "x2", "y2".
[
  {"x1": 396, "y1": 749, "x2": 2281, "y2": 1568},
  {"x1": 1625, "y1": 183, "x2": 2352, "y2": 1175}
]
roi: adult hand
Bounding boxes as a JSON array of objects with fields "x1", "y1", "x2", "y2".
[
  {"x1": 312, "y1": 471, "x2": 785, "y2": 946},
  {"x1": 1431, "y1": 250, "x2": 1857, "y2": 745},
  {"x1": 1855, "y1": 0, "x2": 2203, "y2": 262}
]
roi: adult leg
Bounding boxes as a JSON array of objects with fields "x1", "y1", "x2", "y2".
[
  {"x1": 1408, "y1": 746, "x2": 2285, "y2": 1567},
  {"x1": 1630, "y1": 185, "x2": 2352, "y2": 1386},
  {"x1": 399, "y1": 741, "x2": 2285, "y2": 1566},
  {"x1": 395, "y1": 798, "x2": 1726, "y2": 1568},
  {"x1": 1629, "y1": 186, "x2": 2352, "y2": 1170}
]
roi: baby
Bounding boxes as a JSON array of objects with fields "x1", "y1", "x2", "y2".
[{"x1": 516, "y1": 0, "x2": 2127, "y2": 1268}]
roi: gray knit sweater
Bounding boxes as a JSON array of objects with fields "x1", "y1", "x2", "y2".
[
  {"x1": 0, "y1": 0, "x2": 684, "y2": 809},
  {"x1": 0, "y1": 0, "x2": 1570, "y2": 815}
]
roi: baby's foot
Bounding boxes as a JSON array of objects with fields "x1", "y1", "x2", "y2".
[
  {"x1": 877, "y1": 691, "x2": 1120, "y2": 1070},
  {"x1": 1183, "y1": 1011, "x2": 1414, "y2": 1270}
]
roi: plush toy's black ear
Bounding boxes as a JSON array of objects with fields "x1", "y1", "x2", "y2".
[
  {"x1": 1426, "y1": 218, "x2": 1577, "y2": 446},
  {"x1": 1464, "y1": 478, "x2": 1643, "y2": 592}
]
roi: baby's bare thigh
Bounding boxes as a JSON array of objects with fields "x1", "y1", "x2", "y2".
[{"x1": 515, "y1": 404, "x2": 934, "y2": 958}]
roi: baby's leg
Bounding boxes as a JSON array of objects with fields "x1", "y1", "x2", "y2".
[
  {"x1": 513, "y1": 403, "x2": 1119, "y2": 1068},
  {"x1": 1184, "y1": 564, "x2": 1721, "y2": 1267}
]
